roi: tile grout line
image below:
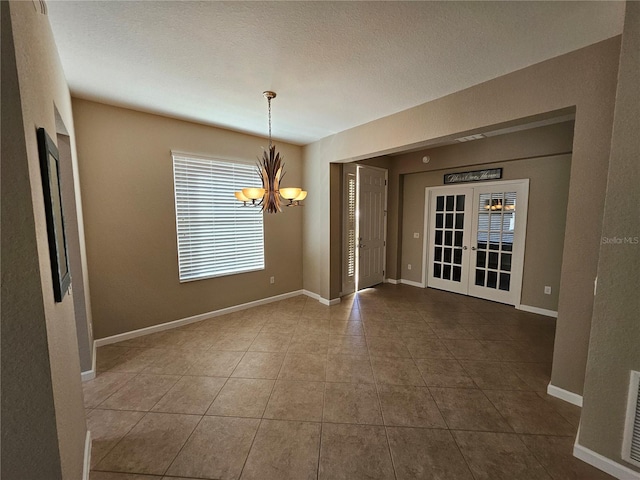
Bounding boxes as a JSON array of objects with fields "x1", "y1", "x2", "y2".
[
  {"x1": 364, "y1": 313, "x2": 399, "y2": 480},
  {"x1": 87, "y1": 405, "x2": 147, "y2": 470},
  {"x1": 385, "y1": 299, "x2": 480, "y2": 480},
  {"x1": 317, "y1": 308, "x2": 330, "y2": 479},
  {"x1": 317, "y1": 381, "x2": 326, "y2": 480},
  {"x1": 161, "y1": 409, "x2": 208, "y2": 478},
  {"x1": 90, "y1": 370, "x2": 141, "y2": 410},
  {"x1": 154, "y1": 327, "x2": 241, "y2": 477},
  {"x1": 238, "y1": 306, "x2": 297, "y2": 480}
]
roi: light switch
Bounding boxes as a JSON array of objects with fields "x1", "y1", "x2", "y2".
[{"x1": 413, "y1": 232, "x2": 420, "y2": 239}]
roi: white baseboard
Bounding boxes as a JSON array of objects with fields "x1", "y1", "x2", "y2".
[
  {"x1": 302, "y1": 289, "x2": 340, "y2": 305},
  {"x1": 384, "y1": 278, "x2": 399, "y2": 285},
  {"x1": 547, "y1": 383, "x2": 583, "y2": 407},
  {"x1": 320, "y1": 297, "x2": 341, "y2": 306},
  {"x1": 574, "y1": 442, "x2": 640, "y2": 479},
  {"x1": 95, "y1": 289, "x2": 305, "y2": 347},
  {"x1": 303, "y1": 289, "x2": 321, "y2": 301},
  {"x1": 82, "y1": 430, "x2": 91, "y2": 480},
  {"x1": 81, "y1": 341, "x2": 97, "y2": 382},
  {"x1": 517, "y1": 304, "x2": 558, "y2": 318},
  {"x1": 400, "y1": 279, "x2": 425, "y2": 288}
]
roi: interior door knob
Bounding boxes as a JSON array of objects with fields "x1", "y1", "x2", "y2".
[
  {"x1": 463, "y1": 246, "x2": 468, "y2": 250},
  {"x1": 471, "y1": 246, "x2": 477, "y2": 251}
]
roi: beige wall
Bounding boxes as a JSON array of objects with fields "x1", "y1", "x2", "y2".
[
  {"x1": 1, "y1": 2, "x2": 87, "y2": 478},
  {"x1": 303, "y1": 37, "x2": 621, "y2": 401},
  {"x1": 72, "y1": 99, "x2": 303, "y2": 339},
  {"x1": 579, "y1": 2, "x2": 640, "y2": 471},
  {"x1": 394, "y1": 123, "x2": 573, "y2": 311}
]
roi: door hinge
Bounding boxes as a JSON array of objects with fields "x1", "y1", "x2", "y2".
[
  {"x1": 383, "y1": 241, "x2": 386, "y2": 246},
  {"x1": 385, "y1": 180, "x2": 388, "y2": 186}
]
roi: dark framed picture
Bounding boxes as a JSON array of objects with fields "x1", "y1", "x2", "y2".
[{"x1": 37, "y1": 128, "x2": 71, "y2": 302}]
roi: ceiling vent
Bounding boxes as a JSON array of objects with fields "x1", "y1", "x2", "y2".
[
  {"x1": 622, "y1": 370, "x2": 640, "y2": 468},
  {"x1": 455, "y1": 133, "x2": 485, "y2": 143}
]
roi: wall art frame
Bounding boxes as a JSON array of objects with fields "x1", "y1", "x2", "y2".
[{"x1": 37, "y1": 127, "x2": 71, "y2": 302}]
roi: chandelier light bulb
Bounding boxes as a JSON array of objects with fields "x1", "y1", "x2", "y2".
[
  {"x1": 242, "y1": 187, "x2": 265, "y2": 200},
  {"x1": 293, "y1": 190, "x2": 307, "y2": 201},
  {"x1": 234, "y1": 191, "x2": 250, "y2": 202},
  {"x1": 279, "y1": 187, "x2": 302, "y2": 200}
]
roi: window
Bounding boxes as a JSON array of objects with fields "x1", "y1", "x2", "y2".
[{"x1": 172, "y1": 152, "x2": 264, "y2": 282}]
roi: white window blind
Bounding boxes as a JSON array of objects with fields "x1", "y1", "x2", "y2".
[{"x1": 172, "y1": 153, "x2": 264, "y2": 282}]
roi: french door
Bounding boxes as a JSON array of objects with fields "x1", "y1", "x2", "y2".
[
  {"x1": 425, "y1": 180, "x2": 529, "y2": 305},
  {"x1": 426, "y1": 187, "x2": 474, "y2": 294}
]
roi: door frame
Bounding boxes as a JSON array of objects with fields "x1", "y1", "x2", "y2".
[{"x1": 422, "y1": 179, "x2": 530, "y2": 306}]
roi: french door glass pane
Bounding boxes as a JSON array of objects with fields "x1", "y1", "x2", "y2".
[
  {"x1": 453, "y1": 266, "x2": 462, "y2": 282},
  {"x1": 487, "y1": 271, "x2": 498, "y2": 288},
  {"x1": 488, "y1": 252, "x2": 499, "y2": 269},
  {"x1": 445, "y1": 231, "x2": 453, "y2": 246},
  {"x1": 454, "y1": 231, "x2": 463, "y2": 247},
  {"x1": 500, "y1": 253, "x2": 512, "y2": 271},
  {"x1": 443, "y1": 264, "x2": 451, "y2": 280},
  {"x1": 446, "y1": 196, "x2": 455, "y2": 211},
  {"x1": 446, "y1": 213, "x2": 454, "y2": 228},
  {"x1": 499, "y1": 273, "x2": 511, "y2": 291}
]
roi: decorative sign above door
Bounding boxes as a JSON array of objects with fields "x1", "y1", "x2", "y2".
[{"x1": 444, "y1": 168, "x2": 502, "y2": 184}]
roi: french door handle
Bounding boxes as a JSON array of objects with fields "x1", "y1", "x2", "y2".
[
  {"x1": 471, "y1": 246, "x2": 477, "y2": 251},
  {"x1": 462, "y1": 246, "x2": 468, "y2": 250}
]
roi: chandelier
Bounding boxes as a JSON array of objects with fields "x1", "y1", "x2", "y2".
[{"x1": 234, "y1": 91, "x2": 307, "y2": 213}]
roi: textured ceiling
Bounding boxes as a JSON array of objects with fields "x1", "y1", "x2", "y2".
[{"x1": 47, "y1": 1, "x2": 624, "y2": 145}]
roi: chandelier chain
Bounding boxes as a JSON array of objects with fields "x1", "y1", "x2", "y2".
[{"x1": 268, "y1": 96, "x2": 272, "y2": 150}]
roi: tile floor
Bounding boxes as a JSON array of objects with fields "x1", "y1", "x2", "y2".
[{"x1": 85, "y1": 284, "x2": 613, "y2": 480}]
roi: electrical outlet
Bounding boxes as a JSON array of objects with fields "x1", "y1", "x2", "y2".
[
  {"x1": 544, "y1": 286, "x2": 552, "y2": 295},
  {"x1": 408, "y1": 264, "x2": 412, "y2": 271},
  {"x1": 270, "y1": 276, "x2": 275, "y2": 284},
  {"x1": 413, "y1": 232, "x2": 420, "y2": 239}
]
